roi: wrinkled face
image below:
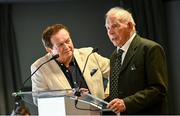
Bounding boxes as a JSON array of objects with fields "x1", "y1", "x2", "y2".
[
  {"x1": 49, "y1": 29, "x2": 74, "y2": 63},
  {"x1": 105, "y1": 16, "x2": 130, "y2": 47}
]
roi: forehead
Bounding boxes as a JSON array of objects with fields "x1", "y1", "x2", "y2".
[
  {"x1": 105, "y1": 16, "x2": 119, "y2": 26},
  {"x1": 56, "y1": 29, "x2": 69, "y2": 36},
  {"x1": 52, "y1": 29, "x2": 69, "y2": 38},
  {"x1": 50, "y1": 29, "x2": 70, "y2": 43}
]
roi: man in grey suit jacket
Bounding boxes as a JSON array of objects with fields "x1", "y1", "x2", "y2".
[
  {"x1": 105, "y1": 7, "x2": 168, "y2": 114},
  {"x1": 31, "y1": 24, "x2": 110, "y2": 100}
]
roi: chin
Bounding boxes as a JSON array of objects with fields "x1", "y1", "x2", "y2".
[
  {"x1": 66, "y1": 52, "x2": 72, "y2": 57},
  {"x1": 112, "y1": 42, "x2": 118, "y2": 47}
]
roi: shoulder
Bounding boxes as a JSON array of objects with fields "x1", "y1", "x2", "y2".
[
  {"x1": 134, "y1": 36, "x2": 166, "y2": 57},
  {"x1": 136, "y1": 35, "x2": 162, "y2": 48},
  {"x1": 31, "y1": 53, "x2": 51, "y2": 67},
  {"x1": 134, "y1": 35, "x2": 164, "y2": 51},
  {"x1": 74, "y1": 47, "x2": 109, "y2": 61},
  {"x1": 74, "y1": 47, "x2": 93, "y2": 55}
]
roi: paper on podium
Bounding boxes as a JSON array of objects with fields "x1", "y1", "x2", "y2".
[{"x1": 72, "y1": 92, "x2": 108, "y2": 110}]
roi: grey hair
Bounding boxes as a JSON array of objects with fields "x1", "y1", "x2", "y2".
[{"x1": 105, "y1": 7, "x2": 136, "y2": 26}]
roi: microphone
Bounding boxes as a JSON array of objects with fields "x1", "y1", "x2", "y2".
[
  {"x1": 82, "y1": 47, "x2": 98, "y2": 75},
  {"x1": 74, "y1": 47, "x2": 98, "y2": 97},
  {"x1": 12, "y1": 54, "x2": 59, "y2": 109},
  {"x1": 22, "y1": 54, "x2": 59, "y2": 88},
  {"x1": 12, "y1": 54, "x2": 59, "y2": 97},
  {"x1": 12, "y1": 54, "x2": 59, "y2": 108}
]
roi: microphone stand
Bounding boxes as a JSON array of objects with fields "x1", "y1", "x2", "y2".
[
  {"x1": 23, "y1": 54, "x2": 59, "y2": 86},
  {"x1": 74, "y1": 48, "x2": 98, "y2": 97},
  {"x1": 74, "y1": 48, "x2": 100, "y2": 111},
  {"x1": 12, "y1": 54, "x2": 59, "y2": 115},
  {"x1": 13, "y1": 54, "x2": 59, "y2": 97},
  {"x1": 75, "y1": 48, "x2": 98, "y2": 95}
]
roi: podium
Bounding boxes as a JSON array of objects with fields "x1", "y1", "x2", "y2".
[{"x1": 12, "y1": 89, "x2": 109, "y2": 115}]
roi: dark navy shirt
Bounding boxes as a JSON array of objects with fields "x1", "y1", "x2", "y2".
[{"x1": 55, "y1": 58, "x2": 89, "y2": 89}]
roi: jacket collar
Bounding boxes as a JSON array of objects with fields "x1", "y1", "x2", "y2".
[{"x1": 120, "y1": 34, "x2": 140, "y2": 73}]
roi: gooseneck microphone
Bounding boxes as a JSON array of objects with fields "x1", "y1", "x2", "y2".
[
  {"x1": 12, "y1": 54, "x2": 59, "y2": 109},
  {"x1": 75, "y1": 47, "x2": 98, "y2": 97},
  {"x1": 74, "y1": 48, "x2": 99, "y2": 111},
  {"x1": 81, "y1": 47, "x2": 98, "y2": 75},
  {"x1": 23, "y1": 54, "x2": 59, "y2": 87}
]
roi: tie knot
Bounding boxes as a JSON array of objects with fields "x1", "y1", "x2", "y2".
[{"x1": 117, "y1": 49, "x2": 124, "y2": 56}]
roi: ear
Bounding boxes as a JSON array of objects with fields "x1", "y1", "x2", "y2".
[
  {"x1": 127, "y1": 22, "x2": 133, "y2": 30},
  {"x1": 46, "y1": 47, "x2": 58, "y2": 56}
]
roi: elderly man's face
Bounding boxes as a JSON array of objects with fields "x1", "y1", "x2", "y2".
[{"x1": 105, "y1": 16, "x2": 131, "y2": 47}]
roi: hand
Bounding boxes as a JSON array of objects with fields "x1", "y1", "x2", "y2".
[
  {"x1": 107, "y1": 98, "x2": 126, "y2": 114},
  {"x1": 79, "y1": 88, "x2": 89, "y2": 95},
  {"x1": 66, "y1": 90, "x2": 74, "y2": 97}
]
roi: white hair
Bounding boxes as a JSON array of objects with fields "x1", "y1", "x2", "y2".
[{"x1": 106, "y1": 7, "x2": 136, "y2": 26}]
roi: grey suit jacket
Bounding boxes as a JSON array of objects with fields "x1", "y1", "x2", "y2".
[
  {"x1": 31, "y1": 47, "x2": 110, "y2": 99},
  {"x1": 110, "y1": 34, "x2": 168, "y2": 114}
]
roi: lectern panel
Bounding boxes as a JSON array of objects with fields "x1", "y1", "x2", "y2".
[{"x1": 38, "y1": 97, "x2": 66, "y2": 116}]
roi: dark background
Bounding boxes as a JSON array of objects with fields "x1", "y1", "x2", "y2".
[{"x1": 0, "y1": 0, "x2": 179, "y2": 114}]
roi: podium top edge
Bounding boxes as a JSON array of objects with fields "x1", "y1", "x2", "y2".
[{"x1": 12, "y1": 89, "x2": 73, "y2": 97}]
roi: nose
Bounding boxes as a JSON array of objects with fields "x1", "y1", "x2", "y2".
[
  {"x1": 63, "y1": 43, "x2": 68, "y2": 48},
  {"x1": 108, "y1": 28, "x2": 114, "y2": 35}
]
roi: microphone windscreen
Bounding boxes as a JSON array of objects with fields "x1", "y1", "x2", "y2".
[
  {"x1": 92, "y1": 47, "x2": 98, "y2": 53},
  {"x1": 52, "y1": 54, "x2": 59, "y2": 59}
]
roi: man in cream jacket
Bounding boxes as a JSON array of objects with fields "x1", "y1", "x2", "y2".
[{"x1": 31, "y1": 24, "x2": 110, "y2": 99}]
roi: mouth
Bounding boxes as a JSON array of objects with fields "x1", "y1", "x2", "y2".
[
  {"x1": 64, "y1": 50, "x2": 71, "y2": 54},
  {"x1": 111, "y1": 37, "x2": 119, "y2": 46},
  {"x1": 111, "y1": 37, "x2": 117, "y2": 41}
]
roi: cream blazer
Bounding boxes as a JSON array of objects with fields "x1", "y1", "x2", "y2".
[{"x1": 31, "y1": 47, "x2": 110, "y2": 99}]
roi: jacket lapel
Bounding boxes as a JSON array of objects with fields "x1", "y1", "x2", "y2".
[
  {"x1": 48, "y1": 58, "x2": 72, "y2": 89},
  {"x1": 120, "y1": 35, "x2": 140, "y2": 73},
  {"x1": 73, "y1": 49, "x2": 95, "y2": 94},
  {"x1": 73, "y1": 49, "x2": 85, "y2": 73},
  {"x1": 73, "y1": 49, "x2": 92, "y2": 82}
]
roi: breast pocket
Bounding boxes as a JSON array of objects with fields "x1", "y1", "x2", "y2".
[
  {"x1": 90, "y1": 68, "x2": 98, "y2": 77},
  {"x1": 129, "y1": 64, "x2": 145, "y2": 92}
]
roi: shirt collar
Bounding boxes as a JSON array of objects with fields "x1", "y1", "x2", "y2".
[
  {"x1": 56, "y1": 56, "x2": 76, "y2": 67},
  {"x1": 117, "y1": 32, "x2": 136, "y2": 53}
]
